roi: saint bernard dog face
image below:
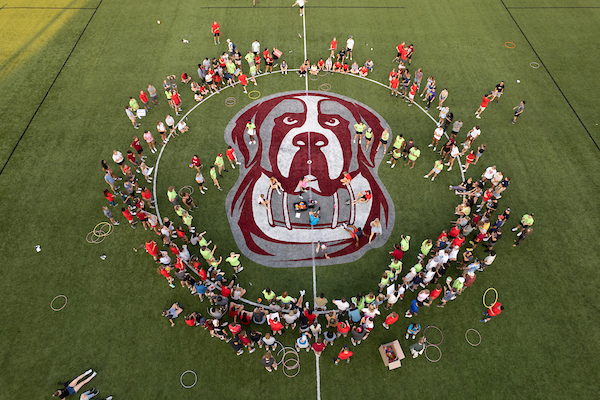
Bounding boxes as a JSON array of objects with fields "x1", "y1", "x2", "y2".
[{"x1": 225, "y1": 91, "x2": 395, "y2": 267}]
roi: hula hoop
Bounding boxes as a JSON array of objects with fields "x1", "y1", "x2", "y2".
[
  {"x1": 283, "y1": 363, "x2": 301, "y2": 378},
  {"x1": 86, "y1": 222, "x2": 113, "y2": 244},
  {"x1": 530, "y1": 62, "x2": 540, "y2": 69},
  {"x1": 50, "y1": 295, "x2": 68, "y2": 311},
  {"x1": 423, "y1": 325, "x2": 444, "y2": 345},
  {"x1": 309, "y1": 74, "x2": 319, "y2": 81},
  {"x1": 318, "y1": 83, "x2": 331, "y2": 92},
  {"x1": 225, "y1": 97, "x2": 236, "y2": 107},
  {"x1": 178, "y1": 185, "x2": 194, "y2": 197},
  {"x1": 424, "y1": 344, "x2": 442, "y2": 363},
  {"x1": 276, "y1": 346, "x2": 297, "y2": 366},
  {"x1": 248, "y1": 90, "x2": 261, "y2": 100},
  {"x1": 483, "y1": 287, "x2": 498, "y2": 308},
  {"x1": 180, "y1": 370, "x2": 197, "y2": 389},
  {"x1": 504, "y1": 42, "x2": 516, "y2": 49},
  {"x1": 284, "y1": 354, "x2": 300, "y2": 369},
  {"x1": 318, "y1": 70, "x2": 329, "y2": 77},
  {"x1": 465, "y1": 329, "x2": 482, "y2": 346}
]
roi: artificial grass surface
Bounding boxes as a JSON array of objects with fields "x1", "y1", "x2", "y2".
[{"x1": 0, "y1": 0, "x2": 599, "y2": 399}]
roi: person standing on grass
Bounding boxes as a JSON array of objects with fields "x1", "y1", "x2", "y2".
[
  {"x1": 104, "y1": 172, "x2": 119, "y2": 194},
  {"x1": 491, "y1": 81, "x2": 504, "y2": 103},
  {"x1": 475, "y1": 93, "x2": 493, "y2": 119},
  {"x1": 346, "y1": 35, "x2": 354, "y2": 60},
  {"x1": 410, "y1": 336, "x2": 427, "y2": 358},
  {"x1": 473, "y1": 143, "x2": 486, "y2": 165},
  {"x1": 437, "y1": 88, "x2": 449, "y2": 110},
  {"x1": 148, "y1": 83, "x2": 159, "y2": 106},
  {"x1": 481, "y1": 301, "x2": 503, "y2": 323},
  {"x1": 121, "y1": 207, "x2": 136, "y2": 229},
  {"x1": 125, "y1": 106, "x2": 139, "y2": 129},
  {"x1": 211, "y1": 20, "x2": 220, "y2": 44},
  {"x1": 333, "y1": 345, "x2": 353, "y2": 365},
  {"x1": 214, "y1": 153, "x2": 228, "y2": 176},
  {"x1": 404, "y1": 145, "x2": 420, "y2": 169},
  {"x1": 382, "y1": 311, "x2": 399, "y2": 329},
  {"x1": 390, "y1": 74, "x2": 400, "y2": 97},
  {"x1": 210, "y1": 166, "x2": 222, "y2": 191},
  {"x1": 512, "y1": 213, "x2": 534, "y2": 235},
  {"x1": 437, "y1": 286, "x2": 457, "y2": 308},
  {"x1": 139, "y1": 89, "x2": 150, "y2": 111},
  {"x1": 424, "y1": 85, "x2": 436, "y2": 111},
  {"x1": 261, "y1": 352, "x2": 277, "y2": 372},
  {"x1": 102, "y1": 206, "x2": 119, "y2": 226},
  {"x1": 165, "y1": 114, "x2": 176, "y2": 137},
  {"x1": 404, "y1": 299, "x2": 419, "y2": 318},
  {"x1": 511, "y1": 100, "x2": 525, "y2": 124}
]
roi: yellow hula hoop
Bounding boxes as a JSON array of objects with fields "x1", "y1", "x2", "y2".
[
  {"x1": 94, "y1": 221, "x2": 113, "y2": 236},
  {"x1": 483, "y1": 287, "x2": 498, "y2": 308},
  {"x1": 504, "y1": 42, "x2": 516, "y2": 49},
  {"x1": 248, "y1": 90, "x2": 261, "y2": 100}
]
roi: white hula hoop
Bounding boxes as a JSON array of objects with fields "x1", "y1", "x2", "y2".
[
  {"x1": 180, "y1": 370, "x2": 197, "y2": 388},
  {"x1": 465, "y1": 328, "x2": 482, "y2": 346},
  {"x1": 50, "y1": 295, "x2": 68, "y2": 311},
  {"x1": 530, "y1": 62, "x2": 540, "y2": 69}
]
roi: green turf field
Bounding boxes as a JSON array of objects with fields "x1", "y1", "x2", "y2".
[{"x1": 1, "y1": 0, "x2": 599, "y2": 399}]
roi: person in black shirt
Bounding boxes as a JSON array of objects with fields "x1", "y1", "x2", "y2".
[{"x1": 491, "y1": 81, "x2": 504, "y2": 103}]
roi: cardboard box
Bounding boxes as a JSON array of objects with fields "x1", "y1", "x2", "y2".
[{"x1": 379, "y1": 340, "x2": 405, "y2": 370}]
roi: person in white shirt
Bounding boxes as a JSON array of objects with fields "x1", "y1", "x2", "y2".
[
  {"x1": 292, "y1": 0, "x2": 306, "y2": 16},
  {"x1": 346, "y1": 36, "x2": 355, "y2": 60},
  {"x1": 446, "y1": 144, "x2": 460, "y2": 171}
]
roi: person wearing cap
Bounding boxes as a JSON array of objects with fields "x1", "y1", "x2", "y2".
[
  {"x1": 295, "y1": 331, "x2": 312, "y2": 352},
  {"x1": 481, "y1": 301, "x2": 504, "y2": 322},
  {"x1": 334, "y1": 345, "x2": 354, "y2": 364},
  {"x1": 404, "y1": 299, "x2": 419, "y2": 318},
  {"x1": 437, "y1": 286, "x2": 458, "y2": 308},
  {"x1": 452, "y1": 276, "x2": 465, "y2": 291}
]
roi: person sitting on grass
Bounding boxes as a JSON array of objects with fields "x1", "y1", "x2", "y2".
[
  {"x1": 261, "y1": 351, "x2": 277, "y2": 372},
  {"x1": 405, "y1": 323, "x2": 421, "y2": 339},
  {"x1": 162, "y1": 302, "x2": 183, "y2": 327}
]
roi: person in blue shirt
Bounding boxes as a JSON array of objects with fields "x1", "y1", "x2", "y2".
[
  {"x1": 405, "y1": 299, "x2": 419, "y2": 318},
  {"x1": 309, "y1": 209, "x2": 320, "y2": 225},
  {"x1": 406, "y1": 323, "x2": 421, "y2": 339}
]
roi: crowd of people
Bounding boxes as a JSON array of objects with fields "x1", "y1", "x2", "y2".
[{"x1": 97, "y1": 22, "x2": 537, "y2": 375}]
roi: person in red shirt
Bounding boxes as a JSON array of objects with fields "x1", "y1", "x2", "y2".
[
  {"x1": 389, "y1": 243, "x2": 404, "y2": 260},
  {"x1": 392, "y1": 42, "x2": 405, "y2": 63},
  {"x1": 268, "y1": 315, "x2": 284, "y2": 335},
  {"x1": 262, "y1": 47, "x2": 269, "y2": 61},
  {"x1": 390, "y1": 76, "x2": 400, "y2": 97},
  {"x1": 425, "y1": 284, "x2": 443, "y2": 307},
  {"x1": 336, "y1": 321, "x2": 351, "y2": 338},
  {"x1": 145, "y1": 239, "x2": 158, "y2": 260},
  {"x1": 463, "y1": 150, "x2": 476, "y2": 172},
  {"x1": 329, "y1": 37, "x2": 337, "y2": 59},
  {"x1": 158, "y1": 267, "x2": 175, "y2": 288},
  {"x1": 400, "y1": 46, "x2": 408, "y2": 65},
  {"x1": 312, "y1": 337, "x2": 327, "y2": 356},
  {"x1": 388, "y1": 68, "x2": 398, "y2": 88},
  {"x1": 130, "y1": 136, "x2": 145, "y2": 159},
  {"x1": 317, "y1": 58, "x2": 325, "y2": 70},
  {"x1": 190, "y1": 154, "x2": 202, "y2": 172},
  {"x1": 254, "y1": 54, "x2": 262, "y2": 73},
  {"x1": 359, "y1": 65, "x2": 368, "y2": 77},
  {"x1": 448, "y1": 225, "x2": 461, "y2": 238},
  {"x1": 103, "y1": 189, "x2": 116, "y2": 206},
  {"x1": 211, "y1": 20, "x2": 220, "y2": 44},
  {"x1": 481, "y1": 301, "x2": 503, "y2": 322},
  {"x1": 408, "y1": 82, "x2": 418, "y2": 105},
  {"x1": 121, "y1": 207, "x2": 136, "y2": 228},
  {"x1": 181, "y1": 72, "x2": 191, "y2": 84},
  {"x1": 141, "y1": 186, "x2": 153, "y2": 209},
  {"x1": 176, "y1": 226, "x2": 189, "y2": 243},
  {"x1": 475, "y1": 93, "x2": 493, "y2": 119},
  {"x1": 228, "y1": 321, "x2": 242, "y2": 336},
  {"x1": 451, "y1": 234, "x2": 465, "y2": 248},
  {"x1": 238, "y1": 73, "x2": 248, "y2": 94},
  {"x1": 265, "y1": 53, "x2": 273, "y2": 73},
  {"x1": 334, "y1": 345, "x2": 354, "y2": 364},
  {"x1": 342, "y1": 63, "x2": 349, "y2": 74},
  {"x1": 171, "y1": 90, "x2": 181, "y2": 115},
  {"x1": 226, "y1": 146, "x2": 240, "y2": 169},
  {"x1": 126, "y1": 151, "x2": 140, "y2": 170},
  {"x1": 382, "y1": 312, "x2": 399, "y2": 329},
  {"x1": 139, "y1": 90, "x2": 150, "y2": 111},
  {"x1": 333, "y1": 60, "x2": 342, "y2": 72}
]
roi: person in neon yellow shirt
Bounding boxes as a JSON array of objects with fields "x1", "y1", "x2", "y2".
[
  {"x1": 210, "y1": 166, "x2": 222, "y2": 191},
  {"x1": 400, "y1": 234, "x2": 410, "y2": 251},
  {"x1": 405, "y1": 145, "x2": 420, "y2": 169},
  {"x1": 214, "y1": 153, "x2": 228, "y2": 176},
  {"x1": 376, "y1": 128, "x2": 390, "y2": 153},
  {"x1": 512, "y1": 213, "x2": 534, "y2": 235},
  {"x1": 353, "y1": 122, "x2": 367, "y2": 144},
  {"x1": 262, "y1": 287, "x2": 277, "y2": 302},
  {"x1": 226, "y1": 252, "x2": 243, "y2": 273},
  {"x1": 386, "y1": 147, "x2": 403, "y2": 168},
  {"x1": 424, "y1": 158, "x2": 444, "y2": 181}
]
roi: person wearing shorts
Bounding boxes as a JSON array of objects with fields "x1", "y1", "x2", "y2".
[
  {"x1": 226, "y1": 146, "x2": 240, "y2": 169},
  {"x1": 52, "y1": 369, "x2": 97, "y2": 399},
  {"x1": 429, "y1": 126, "x2": 443, "y2": 150},
  {"x1": 245, "y1": 120, "x2": 256, "y2": 145},
  {"x1": 211, "y1": 20, "x2": 220, "y2": 44},
  {"x1": 139, "y1": 89, "x2": 150, "y2": 111},
  {"x1": 437, "y1": 88, "x2": 448, "y2": 110},
  {"x1": 125, "y1": 106, "x2": 139, "y2": 129},
  {"x1": 386, "y1": 147, "x2": 403, "y2": 168},
  {"x1": 424, "y1": 86, "x2": 436, "y2": 111},
  {"x1": 445, "y1": 144, "x2": 460, "y2": 171},
  {"x1": 346, "y1": 35, "x2": 354, "y2": 60},
  {"x1": 511, "y1": 100, "x2": 525, "y2": 124},
  {"x1": 405, "y1": 146, "x2": 421, "y2": 169},
  {"x1": 165, "y1": 114, "x2": 175, "y2": 136},
  {"x1": 147, "y1": 83, "x2": 159, "y2": 105},
  {"x1": 376, "y1": 128, "x2": 390, "y2": 153},
  {"x1": 475, "y1": 93, "x2": 493, "y2": 119},
  {"x1": 390, "y1": 75, "x2": 400, "y2": 97},
  {"x1": 364, "y1": 128, "x2": 374, "y2": 151},
  {"x1": 424, "y1": 159, "x2": 444, "y2": 181},
  {"x1": 292, "y1": 0, "x2": 306, "y2": 16},
  {"x1": 131, "y1": 136, "x2": 145, "y2": 160},
  {"x1": 353, "y1": 121, "x2": 366, "y2": 144},
  {"x1": 342, "y1": 223, "x2": 363, "y2": 246},
  {"x1": 491, "y1": 81, "x2": 504, "y2": 103},
  {"x1": 408, "y1": 82, "x2": 417, "y2": 105},
  {"x1": 392, "y1": 42, "x2": 405, "y2": 63}
]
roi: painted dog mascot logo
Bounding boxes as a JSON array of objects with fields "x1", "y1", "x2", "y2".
[{"x1": 225, "y1": 91, "x2": 395, "y2": 267}]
